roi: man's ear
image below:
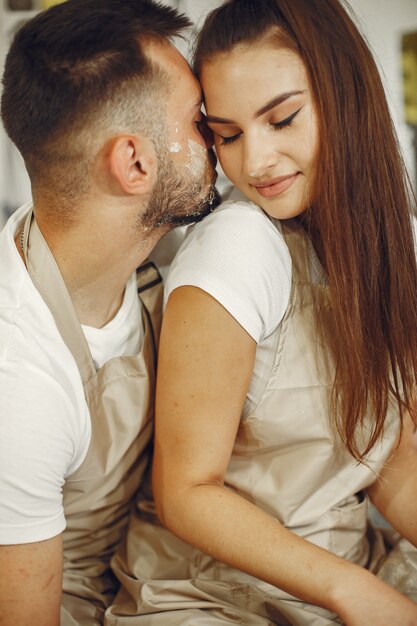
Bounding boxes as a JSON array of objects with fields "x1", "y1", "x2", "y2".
[{"x1": 107, "y1": 134, "x2": 157, "y2": 195}]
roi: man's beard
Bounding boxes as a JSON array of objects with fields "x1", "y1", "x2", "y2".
[{"x1": 139, "y1": 141, "x2": 221, "y2": 234}]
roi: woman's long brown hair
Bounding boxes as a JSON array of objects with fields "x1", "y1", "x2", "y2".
[{"x1": 194, "y1": 0, "x2": 417, "y2": 461}]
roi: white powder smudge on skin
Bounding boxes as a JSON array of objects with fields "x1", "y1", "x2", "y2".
[
  {"x1": 169, "y1": 142, "x2": 182, "y2": 153},
  {"x1": 186, "y1": 139, "x2": 206, "y2": 178}
]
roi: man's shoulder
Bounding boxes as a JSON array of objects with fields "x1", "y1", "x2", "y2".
[
  {"x1": 0, "y1": 313, "x2": 85, "y2": 414},
  {"x1": 0, "y1": 209, "x2": 82, "y2": 396},
  {"x1": 0, "y1": 282, "x2": 86, "y2": 417}
]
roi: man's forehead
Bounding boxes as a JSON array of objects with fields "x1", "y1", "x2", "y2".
[
  {"x1": 145, "y1": 39, "x2": 202, "y2": 114},
  {"x1": 145, "y1": 38, "x2": 193, "y2": 80}
]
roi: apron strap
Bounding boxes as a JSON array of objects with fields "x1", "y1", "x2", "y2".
[
  {"x1": 136, "y1": 260, "x2": 163, "y2": 297},
  {"x1": 21, "y1": 211, "x2": 97, "y2": 384},
  {"x1": 136, "y1": 260, "x2": 163, "y2": 357}
]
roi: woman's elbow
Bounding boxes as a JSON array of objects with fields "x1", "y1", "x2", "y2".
[{"x1": 152, "y1": 468, "x2": 185, "y2": 530}]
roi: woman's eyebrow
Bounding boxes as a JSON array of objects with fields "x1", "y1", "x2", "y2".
[
  {"x1": 206, "y1": 90, "x2": 306, "y2": 124},
  {"x1": 255, "y1": 90, "x2": 306, "y2": 117}
]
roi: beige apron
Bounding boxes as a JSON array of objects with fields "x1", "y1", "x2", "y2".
[
  {"x1": 21, "y1": 210, "x2": 162, "y2": 625},
  {"x1": 106, "y1": 220, "x2": 417, "y2": 626}
]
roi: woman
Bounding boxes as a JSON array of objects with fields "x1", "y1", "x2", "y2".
[{"x1": 107, "y1": 1, "x2": 417, "y2": 624}]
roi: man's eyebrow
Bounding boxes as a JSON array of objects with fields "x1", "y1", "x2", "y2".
[{"x1": 206, "y1": 90, "x2": 306, "y2": 124}]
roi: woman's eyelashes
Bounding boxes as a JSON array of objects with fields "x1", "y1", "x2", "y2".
[
  {"x1": 216, "y1": 106, "x2": 303, "y2": 146},
  {"x1": 272, "y1": 107, "x2": 302, "y2": 131},
  {"x1": 220, "y1": 132, "x2": 241, "y2": 146}
]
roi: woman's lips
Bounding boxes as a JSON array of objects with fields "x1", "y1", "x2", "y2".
[{"x1": 253, "y1": 173, "x2": 300, "y2": 198}]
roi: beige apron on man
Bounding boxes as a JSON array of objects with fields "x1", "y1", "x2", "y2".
[
  {"x1": 21, "y1": 210, "x2": 162, "y2": 626},
  {"x1": 106, "y1": 219, "x2": 417, "y2": 626}
]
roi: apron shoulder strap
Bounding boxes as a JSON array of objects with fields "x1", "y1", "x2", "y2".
[
  {"x1": 136, "y1": 261, "x2": 163, "y2": 353},
  {"x1": 22, "y1": 211, "x2": 97, "y2": 384}
]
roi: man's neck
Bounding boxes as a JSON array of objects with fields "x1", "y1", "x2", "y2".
[
  {"x1": 47, "y1": 231, "x2": 156, "y2": 328},
  {"x1": 17, "y1": 207, "x2": 158, "y2": 329}
]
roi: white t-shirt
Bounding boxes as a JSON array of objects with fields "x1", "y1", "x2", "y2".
[
  {"x1": 165, "y1": 196, "x2": 292, "y2": 414},
  {"x1": 0, "y1": 205, "x2": 143, "y2": 544},
  {"x1": 166, "y1": 194, "x2": 417, "y2": 416}
]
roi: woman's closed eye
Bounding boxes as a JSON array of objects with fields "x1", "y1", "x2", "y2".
[
  {"x1": 220, "y1": 132, "x2": 241, "y2": 146},
  {"x1": 272, "y1": 107, "x2": 302, "y2": 131},
  {"x1": 214, "y1": 106, "x2": 303, "y2": 147}
]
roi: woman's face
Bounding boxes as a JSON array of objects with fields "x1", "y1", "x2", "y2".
[{"x1": 201, "y1": 41, "x2": 318, "y2": 220}]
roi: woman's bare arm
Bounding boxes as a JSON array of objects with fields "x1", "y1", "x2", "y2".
[
  {"x1": 154, "y1": 285, "x2": 417, "y2": 625},
  {"x1": 367, "y1": 412, "x2": 417, "y2": 545}
]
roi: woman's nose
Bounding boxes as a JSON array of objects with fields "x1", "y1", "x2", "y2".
[{"x1": 244, "y1": 139, "x2": 278, "y2": 179}]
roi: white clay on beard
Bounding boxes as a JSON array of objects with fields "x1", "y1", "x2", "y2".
[
  {"x1": 186, "y1": 139, "x2": 206, "y2": 178},
  {"x1": 169, "y1": 142, "x2": 182, "y2": 153}
]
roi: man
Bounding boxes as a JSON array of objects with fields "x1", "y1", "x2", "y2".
[{"x1": 0, "y1": 1, "x2": 219, "y2": 624}]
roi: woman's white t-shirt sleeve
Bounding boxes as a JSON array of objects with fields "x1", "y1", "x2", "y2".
[{"x1": 164, "y1": 200, "x2": 292, "y2": 343}]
